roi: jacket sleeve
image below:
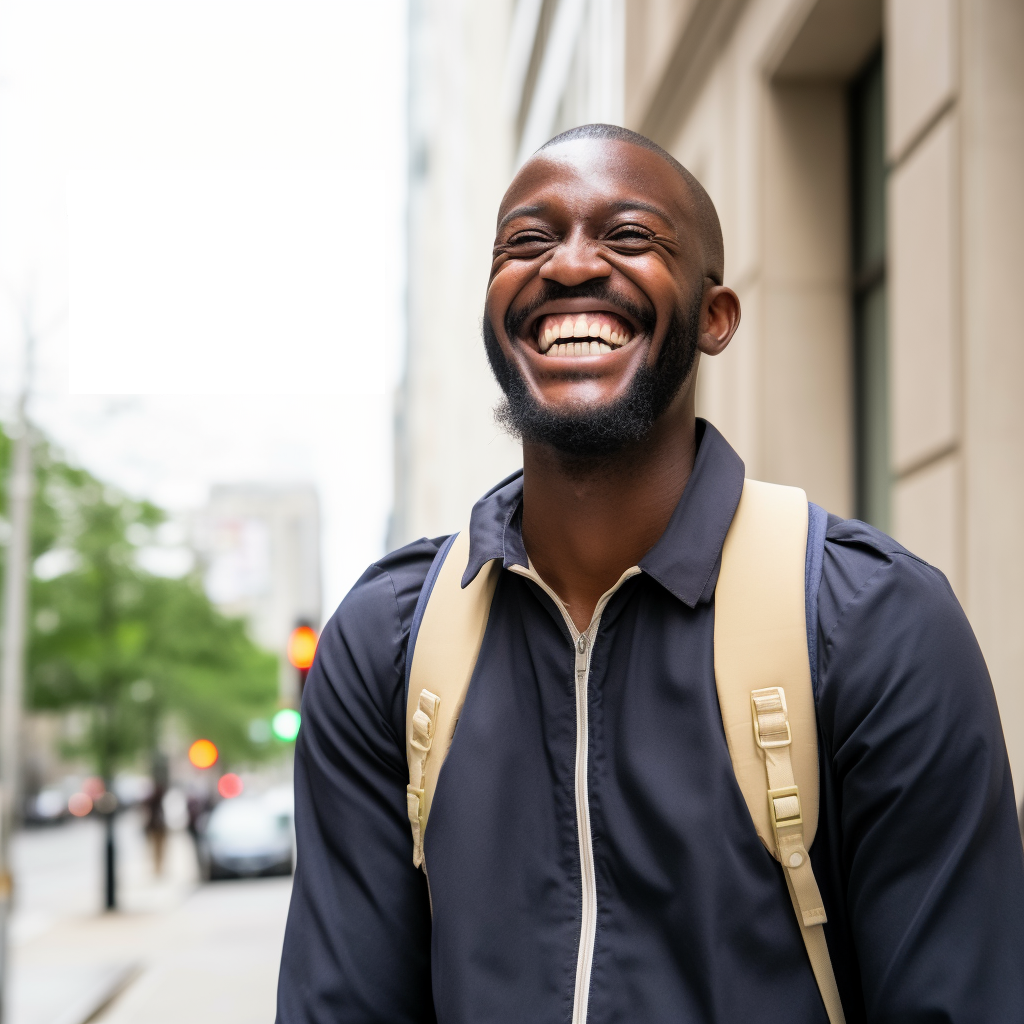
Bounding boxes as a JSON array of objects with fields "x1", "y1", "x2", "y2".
[
  {"x1": 817, "y1": 529, "x2": 1024, "y2": 1023},
  {"x1": 276, "y1": 556, "x2": 437, "y2": 1024}
]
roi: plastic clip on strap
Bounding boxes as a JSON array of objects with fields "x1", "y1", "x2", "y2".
[
  {"x1": 407, "y1": 689, "x2": 440, "y2": 869},
  {"x1": 752, "y1": 686, "x2": 846, "y2": 1024},
  {"x1": 751, "y1": 686, "x2": 826, "y2": 926}
]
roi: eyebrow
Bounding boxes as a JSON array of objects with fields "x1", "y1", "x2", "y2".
[
  {"x1": 607, "y1": 198, "x2": 673, "y2": 221},
  {"x1": 497, "y1": 204, "x2": 547, "y2": 231},
  {"x1": 497, "y1": 197, "x2": 675, "y2": 232}
]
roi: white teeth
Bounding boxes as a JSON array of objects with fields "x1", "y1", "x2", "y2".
[
  {"x1": 543, "y1": 338, "x2": 617, "y2": 357},
  {"x1": 538, "y1": 315, "x2": 634, "y2": 354}
]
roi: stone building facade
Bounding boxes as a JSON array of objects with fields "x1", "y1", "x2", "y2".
[{"x1": 394, "y1": 0, "x2": 1024, "y2": 796}]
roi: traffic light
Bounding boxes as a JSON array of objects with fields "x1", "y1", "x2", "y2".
[
  {"x1": 288, "y1": 622, "x2": 318, "y2": 692},
  {"x1": 272, "y1": 708, "x2": 301, "y2": 742},
  {"x1": 217, "y1": 773, "x2": 243, "y2": 798},
  {"x1": 188, "y1": 738, "x2": 219, "y2": 769}
]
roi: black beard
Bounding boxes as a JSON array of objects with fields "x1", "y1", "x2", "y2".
[{"x1": 483, "y1": 282, "x2": 701, "y2": 466}]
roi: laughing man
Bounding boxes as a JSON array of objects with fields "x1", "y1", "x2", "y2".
[{"x1": 277, "y1": 125, "x2": 1024, "y2": 1023}]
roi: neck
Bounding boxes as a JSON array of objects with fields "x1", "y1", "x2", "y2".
[{"x1": 520, "y1": 393, "x2": 698, "y2": 631}]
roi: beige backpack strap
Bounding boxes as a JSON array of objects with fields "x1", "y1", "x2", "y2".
[
  {"x1": 406, "y1": 529, "x2": 501, "y2": 868},
  {"x1": 715, "y1": 479, "x2": 846, "y2": 1024}
]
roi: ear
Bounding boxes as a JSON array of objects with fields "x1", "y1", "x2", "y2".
[{"x1": 698, "y1": 283, "x2": 741, "y2": 357}]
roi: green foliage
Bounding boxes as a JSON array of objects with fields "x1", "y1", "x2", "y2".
[{"x1": 11, "y1": 428, "x2": 279, "y2": 776}]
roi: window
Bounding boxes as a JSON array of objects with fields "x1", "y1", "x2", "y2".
[{"x1": 850, "y1": 50, "x2": 889, "y2": 530}]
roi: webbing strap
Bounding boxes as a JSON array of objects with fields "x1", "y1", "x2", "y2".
[
  {"x1": 407, "y1": 689, "x2": 440, "y2": 868},
  {"x1": 751, "y1": 687, "x2": 826, "y2": 926},
  {"x1": 716, "y1": 480, "x2": 844, "y2": 1024},
  {"x1": 405, "y1": 528, "x2": 501, "y2": 870},
  {"x1": 795, "y1": 899, "x2": 848, "y2": 1024},
  {"x1": 753, "y1": 685, "x2": 845, "y2": 1024}
]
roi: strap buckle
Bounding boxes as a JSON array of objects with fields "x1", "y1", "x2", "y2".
[
  {"x1": 768, "y1": 784, "x2": 803, "y2": 831},
  {"x1": 750, "y1": 687, "x2": 792, "y2": 748}
]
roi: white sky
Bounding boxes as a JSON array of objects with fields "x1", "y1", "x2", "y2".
[{"x1": 0, "y1": 0, "x2": 406, "y2": 618}]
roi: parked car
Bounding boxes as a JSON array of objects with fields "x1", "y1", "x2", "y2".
[
  {"x1": 24, "y1": 785, "x2": 69, "y2": 825},
  {"x1": 197, "y1": 789, "x2": 293, "y2": 881}
]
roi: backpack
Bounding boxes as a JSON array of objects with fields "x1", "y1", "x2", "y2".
[{"x1": 404, "y1": 479, "x2": 844, "y2": 1024}]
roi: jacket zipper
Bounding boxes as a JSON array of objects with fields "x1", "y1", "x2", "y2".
[
  {"x1": 571, "y1": 626, "x2": 597, "y2": 1024},
  {"x1": 509, "y1": 563, "x2": 640, "y2": 1023}
]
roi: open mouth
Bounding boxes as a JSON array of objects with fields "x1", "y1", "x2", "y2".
[{"x1": 533, "y1": 311, "x2": 636, "y2": 358}]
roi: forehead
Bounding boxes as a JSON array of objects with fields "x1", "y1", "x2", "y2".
[{"x1": 498, "y1": 138, "x2": 692, "y2": 229}]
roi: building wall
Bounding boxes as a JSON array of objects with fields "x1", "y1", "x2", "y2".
[
  {"x1": 194, "y1": 484, "x2": 321, "y2": 706},
  {"x1": 958, "y1": 0, "x2": 1024, "y2": 797},
  {"x1": 390, "y1": 0, "x2": 523, "y2": 548},
  {"x1": 397, "y1": 0, "x2": 1024, "y2": 795}
]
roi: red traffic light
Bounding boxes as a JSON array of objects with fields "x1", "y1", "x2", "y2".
[
  {"x1": 287, "y1": 626, "x2": 318, "y2": 671},
  {"x1": 217, "y1": 773, "x2": 243, "y2": 799}
]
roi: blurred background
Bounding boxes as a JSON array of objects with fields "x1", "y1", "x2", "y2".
[{"x1": 0, "y1": 0, "x2": 1021, "y2": 1022}]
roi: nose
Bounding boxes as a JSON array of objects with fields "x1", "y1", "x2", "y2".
[{"x1": 538, "y1": 227, "x2": 611, "y2": 288}]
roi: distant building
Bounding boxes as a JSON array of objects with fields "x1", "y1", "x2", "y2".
[
  {"x1": 388, "y1": 0, "x2": 524, "y2": 548},
  {"x1": 396, "y1": 1, "x2": 1024, "y2": 794},
  {"x1": 194, "y1": 484, "x2": 321, "y2": 705}
]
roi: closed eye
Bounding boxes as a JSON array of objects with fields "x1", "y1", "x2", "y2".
[
  {"x1": 507, "y1": 230, "x2": 553, "y2": 246},
  {"x1": 608, "y1": 226, "x2": 653, "y2": 242}
]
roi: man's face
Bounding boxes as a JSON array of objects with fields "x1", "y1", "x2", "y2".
[{"x1": 484, "y1": 138, "x2": 709, "y2": 458}]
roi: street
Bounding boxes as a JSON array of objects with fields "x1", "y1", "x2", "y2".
[{"x1": 8, "y1": 812, "x2": 291, "y2": 1024}]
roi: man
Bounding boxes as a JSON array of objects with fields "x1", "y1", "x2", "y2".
[{"x1": 277, "y1": 125, "x2": 1024, "y2": 1022}]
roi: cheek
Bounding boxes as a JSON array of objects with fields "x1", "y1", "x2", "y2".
[
  {"x1": 485, "y1": 264, "x2": 525, "y2": 329},
  {"x1": 607, "y1": 255, "x2": 681, "y2": 315},
  {"x1": 487, "y1": 262, "x2": 547, "y2": 338},
  {"x1": 632, "y1": 258, "x2": 683, "y2": 307}
]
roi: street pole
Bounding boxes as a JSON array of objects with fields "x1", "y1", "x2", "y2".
[
  {"x1": 104, "y1": 810, "x2": 116, "y2": 910},
  {"x1": 0, "y1": 323, "x2": 36, "y2": 1024}
]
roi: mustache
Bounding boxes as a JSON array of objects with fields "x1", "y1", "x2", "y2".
[{"x1": 503, "y1": 279, "x2": 657, "y2": 340}]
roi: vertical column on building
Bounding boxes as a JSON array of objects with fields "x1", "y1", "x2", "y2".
[
  {"x1": 583, "y1": 0, "x2": 624, "y2": 127},
  {"x1": 886, "y1": 0, "x2": 962, "y2": 591},
  {"x1": 758, "y1": 73, "x2": 854, "y2": 516},
  {"x1": 959, "y1": 0, "x2": 1024, "y2": 798}
]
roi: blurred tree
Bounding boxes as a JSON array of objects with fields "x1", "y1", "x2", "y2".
[
  {"x1": 0, "y1": 425, "x2": 279, "y2": 908},
  {"x1": 22, "y1": 442, "x2": 279, "y2": 774}
]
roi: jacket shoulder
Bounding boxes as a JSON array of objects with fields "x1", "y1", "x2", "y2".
[
  {"x1": 333, "y1": 535, "x2": 449, "y2": 636},
  {"x1": 309, "y1": 535, "x2": 449, "y2": 751},
  {"x1": 818, "y1": 514, "x2": 955, "y2": 647}
]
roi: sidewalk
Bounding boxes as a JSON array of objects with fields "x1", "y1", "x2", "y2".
[{"x1": 9, "y1": 814, "x2": 291, "y2": 1024}]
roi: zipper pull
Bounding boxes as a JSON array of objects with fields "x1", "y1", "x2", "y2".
[{"x1": 575, "y1": 635, "x2": 589, "y2": 679}]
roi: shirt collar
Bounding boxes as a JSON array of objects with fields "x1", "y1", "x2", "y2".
[{"x1": 463, "y1": 419, "x2": 745, "y2": 608}]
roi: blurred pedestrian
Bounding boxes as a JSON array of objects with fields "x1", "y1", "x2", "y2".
[
  {"x1": 144, "y1": 753, "x2": 169, "y2": 876},
  {"x1": 186, "y1": 784, "x2": 211, "y2": 840}
]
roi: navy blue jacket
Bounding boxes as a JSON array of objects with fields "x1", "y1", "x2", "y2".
[{"x1": 277, "y1": 421, "x2": 1024, "y2": 1023}]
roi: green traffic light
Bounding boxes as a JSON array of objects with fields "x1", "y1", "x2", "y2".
[{"x1": 272, "y1": 708, "x2": 301, "y2": 742}]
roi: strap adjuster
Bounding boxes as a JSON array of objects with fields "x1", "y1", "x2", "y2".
[
  {"x1": 768, "y1": 784, "x2": 802, "y2": 830},
  {"x1": 751, "y1": 687, "x2": 793, "y2": 748}
]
